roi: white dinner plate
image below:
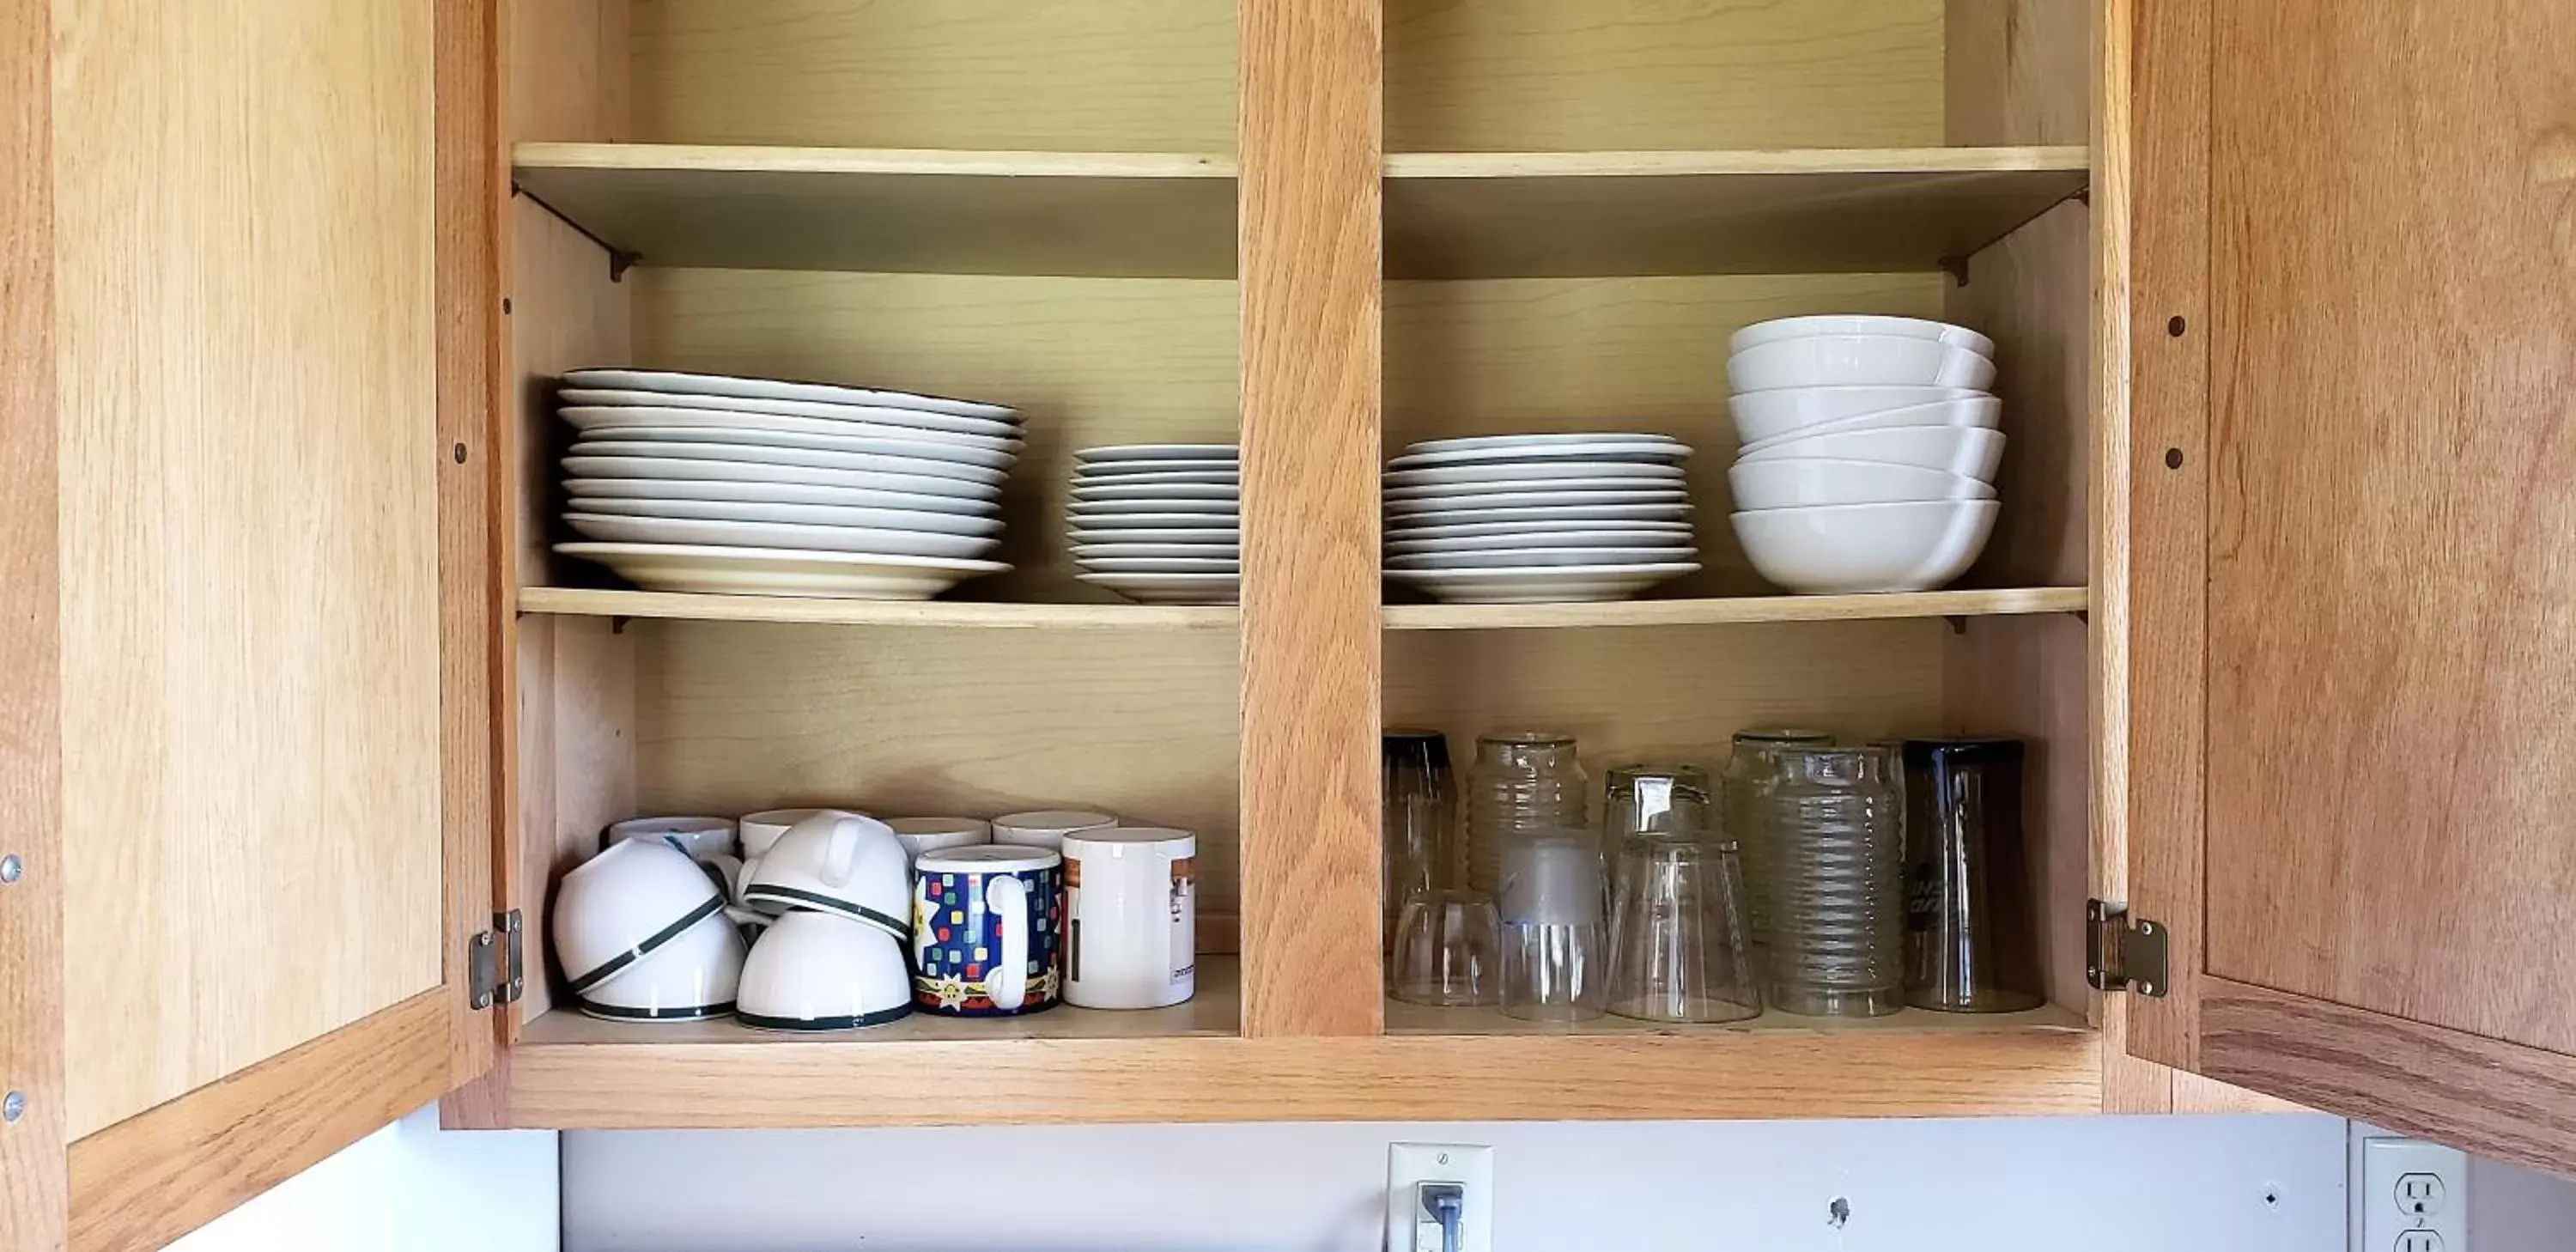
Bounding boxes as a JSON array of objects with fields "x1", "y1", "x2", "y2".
[
  {"x1": 564, "y1": 455, "x2": 1002, "y2": 501},
  {"x1": 1068, "y1": 470, "x2": 1241, "y2": 488},
  {"x1": 1070, "y1": 543, "x2": 1240, "y2": 560},
  {"x1": 1073, "y1": 444, "x2": 1240, "y2": 465},
  {"x1": 1388, "y1": 531, "x2": 1698, "y2": 556},
  {"x1": 1068, "y1": 526, "x2": 1242, "y2": 543},
  {"x1": 1382, "y1": 562, "x2": 1702, "y2": 605},
  {"x1": 564, "y1": 514, "x2": 1003, "y2": 560},
  {"x1": 562, "y1": 369, "x2": 1016, "y2": 422},
  {"x1": 1071, "y1": 482, "x2": 1241, "y2": 502},
  {"x1": 1387, "y1": 547, "x2": 1699, "y2": 571},
  {"x1": 1384, "y1": 501, "x2": 1694, "y2": 527},
  {"x1": 1078, "y1": 572, "x2": 1240, "y2": 605},
  {"x1": 564, "y1": 476, "x2": 999, "y2": 516},
  {"x1": 1382, "y1": 461, "x2": 1686, "y2": 489},
  {"x1": 1384, "y1": 518, "x2": 1692, "y2": 542},
  {"x1": 1071, "y1": 460, "x2": 1242, "y2": 479},
  {"x1": 1387, "y1": 441, "x2": 1692, "y2": 471},
  {"x1": 1385, "y1": 488, "x2": 1690, "y2": 516},
  {"x1": 556, "y1": 543, "x2": 1010, "y2": 600},
  {"x1": 558, "y1": 387, "x2": 1021, "y2": 439},
  {"x1": 572, "y1": 436, "x2": 1010, "y2": 480},
  {"x1": 1404, "y1": 432, "x2": 1689, "y2": 456},
  {"x1": 570, "y1": 495, "x2": 1004, "y2": 537},
  {"x1": 1382, "y1": 477, "x2": 1691, "y2": 503},
  {"x1": 560, "y1": 404, "x2": 1022, "y2": 453},
  {"x1": 1068, "y1": 498, "x2": 1239, "y2": 517},
  {"x1": 1076, "y1": 556, "x2": 1242, "y2": 574}
]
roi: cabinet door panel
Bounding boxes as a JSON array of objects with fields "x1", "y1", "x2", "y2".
[{"x1": 2125, "y1": 0, "x2": 2576, "y2": 1167}]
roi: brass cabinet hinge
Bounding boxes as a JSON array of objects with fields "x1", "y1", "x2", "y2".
[
  {"x1": 468, "y1": 910, "x2": 526, "y2": 1011},
  {"x1": 2087, "y1": 899, "x2": 2169, "y2": 998}
]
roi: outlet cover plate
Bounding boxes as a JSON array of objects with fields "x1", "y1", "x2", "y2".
[
  {"x1": 2363, "y1": 1137, "x2": 2466, "y2": 1251},
  {"x1": 1387, "y1": 1142, "x2": 1495, "y2": 1252}
]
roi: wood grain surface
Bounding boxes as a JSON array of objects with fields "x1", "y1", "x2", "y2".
[
  {"x1": 53, "y1": 0, "x2": 447, "y2": 1139},
  {"x1": 0, "y1": 0, "x2": 64, "y2": 1238},
  {"x1": 629, "y1": 0, "x2": 1235, "y2": 152},
  {"x1": 2202, "y1": 0, "x2": 2576, "y2": 1054},
  {"x1": 498, "y1": 1024, "x2": 2101, "y2": 1128},
  {"x1": 1236, "y1": 0, "x2": 1383, "y2": 1037},
  {"x1": 67, "y1": 993, "x2": 452, "y2": 1252},
  {"x1": 508, "y1": 0, "x2": 629, "y2": 144},
  {"x1": 1386, "y1": 0, "x2": 1941, "y2": 152}
]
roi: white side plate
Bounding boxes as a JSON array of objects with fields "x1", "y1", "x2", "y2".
[{"x1": 556, "y1": 542, "x2": 1011, "y2": 600}]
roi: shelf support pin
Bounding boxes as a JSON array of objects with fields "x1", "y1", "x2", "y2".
[
  {"x1": 1943, "y1": 615, "x2": 1968, "y2": 635},
  {"x1": 1939, "y1": 254, "x2": 1971, "y2": 287}
]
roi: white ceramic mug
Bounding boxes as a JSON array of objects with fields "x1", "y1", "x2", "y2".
[
  {"x1": 886, "y1": 816, "x2": 992, "y2": 864},
  {"x1": 991, "y1": 809, "x2": 1115, "y2": 853},
  {"x1": 735, "y1": 909, "x2": 914, "y2": 1031},
  {"x1": 739, "y1": 806, "x2": 859, "y2": 860},
  {"x1": 576, "y1": 907, "x2": 750, "y2": 1022},
  {"x1": 551, "y1": 837, "x2": 726, "y2": 999},
  {"x1": 741, "y1": 812, "x2": 910, "y2": 939},
  {"x1": 1060, "y1": 827, "x2": 1196, "y2": 1010},
  {"x1": 606, "y1": 815, "x2": 738, "y2": 861}
]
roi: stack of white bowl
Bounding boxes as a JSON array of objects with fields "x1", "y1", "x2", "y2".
[
  {"x1": 553, "y1": 368, "x2": 1020, "y2": 600},
  {"x1": 1723, "y1": 317, "x2": 2006, "y2": 594},
  {"x1": 1067, "y1": 444, "x2": 1240, "y2": 605},
  {"x1": 1382, "y1": 434, "x2": 1702, "y2": 604}
]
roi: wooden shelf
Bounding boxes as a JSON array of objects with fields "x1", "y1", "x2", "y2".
[
  {"x1": 1383, "y1": 146, "x2": 2090, "y2": 278},
  {"x1": 514, "y1": 586, "x2": 1240, "y2": 630},
  {"x1": 1382, "y1": 586, "x2": 2088, "y2": 630},
  {"x1": 511, "y1": 143, "x2": 1238, "y2": 278},
  {"x1": 522, "y1": 586, "x2": 2084, "y2": 631},
  {"x1": 494, "y1": 953, "x2": 2099, "y2": 1128}
]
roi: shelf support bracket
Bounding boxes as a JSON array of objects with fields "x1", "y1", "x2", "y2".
[
  {"x1": 511, "y1": 183, "x2": 642, "y2": 282},
  {"x1": 1942, "y1": 615, "x2": 1968, "y2": 635},
  {"x1": 1939, "y1": 253, "x2": 1971, "y2": 287}
]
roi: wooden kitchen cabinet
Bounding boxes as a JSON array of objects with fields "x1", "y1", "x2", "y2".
[{"x1": 3, "y1": 0, "x2": 2571, "y2": 1246}]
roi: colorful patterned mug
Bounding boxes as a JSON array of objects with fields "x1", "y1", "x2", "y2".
[{"x1": 911, "y1": 844, "x2": 1064, "y2": 1016}]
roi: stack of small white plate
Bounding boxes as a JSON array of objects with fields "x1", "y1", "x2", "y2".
[
  {"x1": 1723, "y1": 316, "x2": 2005, "y2": 594},
  {"x1": 1068, "y1": 444, "x2": 1239, "y2": 604},
  {"x1": 1382, "y1": 434, "x2": 1701, "y2": 604},
  {"x1": 552, "y1": 368, "x2": 1020, "y2": 600}
]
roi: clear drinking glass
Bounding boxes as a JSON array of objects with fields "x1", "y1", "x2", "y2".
[
  {"x1": 1902, "y1": 738, "x2": 2044, "y2": 1012},
  {"x1": 1497, "y1": 830, "x2": 1607, "y2": 1022},
  {"x1": 1755, "y1": 745, "x2": 1905, "y2": 1017},
  {"x1": 1719, "y1": 728, "x2": 1832, "y2": 961},
  {"x1": 1382, "y1": 730, "x2": 1459, "y2": 951},
  {"x1": 1606, "y1": 834, "x2": 1763, "y2": 1024},
  {"x1": 1388, "y1": 888, "x2": 1503, "y2": 1006},
  {"x1": 1467, "y1": 732, "x2": 1587, "y2": 896},
  {"x1": 1602, "y1": 764, "x2": 1715, "y2": 847}
]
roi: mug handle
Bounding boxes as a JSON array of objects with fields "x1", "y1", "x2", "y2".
[
  {"x1": 721, "y1": 905, "x2": 774, "y2": 931},
  {"x1": 820, "y1": 817, "x2": 863, "y2": 889},
  {"x1": 987, "y1": 874, "x2": 1029, "y2": 1012},
  {"x1": 911, "y1": 872, "x2": 934, "y2": 968},
  {"x1": 702, "y1": 854, "x2": 746, "y2": 906}
]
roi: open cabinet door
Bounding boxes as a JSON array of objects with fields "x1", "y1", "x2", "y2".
[
  {"x1": 0, "y1": 1, "x2": 505, "y2": 1248},
  {"x1": 2123, "y1": 0, "x2": 2576, "y2": 1171}
]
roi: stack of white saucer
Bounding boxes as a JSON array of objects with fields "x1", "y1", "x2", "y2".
[
  {"x1": 553, "y1": 368, "x2": 1019, "y2": 600},
  {"x1": 1066, "y1": 444, "x2": 1240, "y2": 604},
  {"x1": 1381, "y1": 434, "x2": 1701, "y2": 604}
]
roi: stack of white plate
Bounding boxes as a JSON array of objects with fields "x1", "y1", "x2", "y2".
[
  {"x1": 552, "y1": 368, "x2": 1020, "y2": 600},
  {"x1": 1068, "y1": 444, "x2": 1239, "y2": 605},
  {"x1": 1724, "y1": 317, "x2": 2006, "y2": 594},
  {"x1": 1382, "y1": 434, "x2": 1702, "y2": 604}
]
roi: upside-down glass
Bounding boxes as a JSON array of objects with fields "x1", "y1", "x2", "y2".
[
  {"x1": 1720, "y1": 729, "x2": 1833, "y2": 959},
  {"x1": 1467, "y1": 732, "x2": 1587, "y2": 896},
  {"x1": 1388, "y1": 888, "x2": 1503, "y2": 1006},
  {"x1": 1497, "y1": 830, "x2": 1607, "y2": 1021},
  {"x1": 1755, "y1": 745, "x2": 1905, "y2": 1017},
  {"x1": 1382, "y1": 730, "x2": 1459, "y2": 951},
  {"x1": 1903, "y1": 738, "x2": 2044, "y2": 1012},
  {"x1": 1602, "y1": 763, "x2": 1715, "y2": 847},
  {"x1": 1605, "y1": 834, "x2": 1763, "y2": 1024}
]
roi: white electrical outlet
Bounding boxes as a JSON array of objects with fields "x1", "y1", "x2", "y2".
[
  {"x1": 1386, "y1": 1142, "x2": 1494, "y2": 1252},
  {"x1": 2363, "y1": 1137, "x2": 2467, "y2": 1251}
]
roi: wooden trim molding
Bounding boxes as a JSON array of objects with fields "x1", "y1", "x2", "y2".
[
  {"x1": 2201, "y1": 979, "x2": 2576, "y2": 1174},
  {"x1": 68, "y1": 993, "x2": 453, "y2": 1252},
  {"x1": 500, "y1": 1029, "x2": 2102, "y2": 1129},
  {"x1": 1235, "y1": 0, "x2": 1386, "y2": 1036},
  {"x1": 0, "y1": 0, "x2": 66, "y2": 1241},
  {"x1": 2117, "y1": 0, "x2": 2210, "y2": 1073}
]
